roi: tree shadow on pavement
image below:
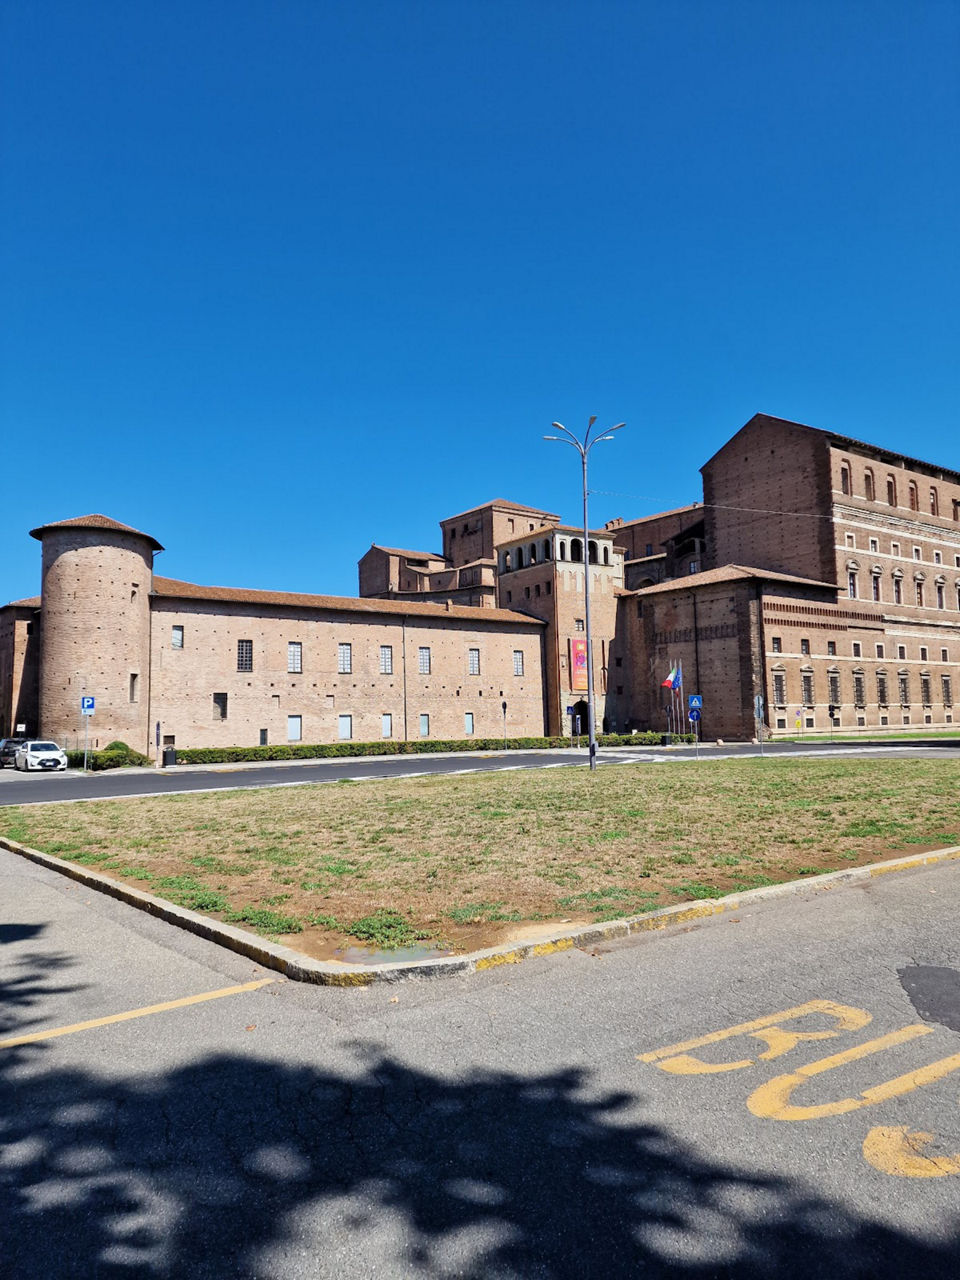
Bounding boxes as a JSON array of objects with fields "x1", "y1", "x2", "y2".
[
  {"x1": 1, "y1": 1035, "x2": 958, "y2": 1278},
  {"x1": 0, "y1": 922, "x2": 86, "y2": 1038}
]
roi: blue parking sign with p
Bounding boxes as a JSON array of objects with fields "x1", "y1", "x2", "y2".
[{"x1": 81, "y1": 696, "x2": 95, "y2": 715}]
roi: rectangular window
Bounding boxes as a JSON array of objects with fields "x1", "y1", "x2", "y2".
[
  {"x1": 801, "y1": 673, "x2": 814, "y2": 705},
  {"x1": 847, "y1": 571, "x2": 858, "y2": 598},
  {"x1": 941, "y1": 648, "x2": 949, "y2": 662},
  {"x1": 336, "y1": 714, "x2": 351, "y2": 741},
  {"x1": 937, "y1": 584, "x2": 945, "y2": 609},
  {"x1": 464, "y1": 712, "x2": 474, "y2": 735},
  {"x1": 869, "y1": 538, "x2": 878, "y2": 553},
  {"x1": 772, "y1": 637, "x2": 782, "y2": 654},
  {"x1": 828, "y1": 673, "x2": 840, "y2": 705},
  {"x1": 287, "y1": 641, "x2": 302, "y2": 674},
  {"x1": 688, "y1": 561, "x2": 698, "y2": 574},
  {"x1": 800, "y1": 638, "x2": 810, "y2": 655},
  {"x1": 513, "y1": 650, "x2": 524, "y2": 676},
  {"x1": 893, "y1": 578, "x2": 903, "y2": 604},
  {"x1": 935, "y1": 551, "x2": 943, "y2": 565},
  {"x1": 872, "y1": 576, "x2": 881, "y2": 601},
  {"x1": 575, "y1": 619, "x2": 585, "y2": 631},
  {"x1": 381, "y1": 713, "x2": 393, "y2": 738},
  {"x1": 913, "y1": 546, "x2": 922, "y2": 560},
  {"x1": 827, "y1": 641, "x2": 836, "y2": 656},
  {"x1": 877, "y1": 673, "x2": 888, "y2": 705},
  {"x1": 286, "y1": 715, "x2": 302, "y2": 741},
  {"x1": 876, "y1": 644, "x2": 884, "y2": 658},
  {"x1": 773, "y1": 673, "x2": 786, "y2": 704},
  {"x1": 942, "y1": 675, "x2": 952, "y2": 706},
  {"x1": 418, "y1": 646, "x2": 431, "y2": 675},
  {"x1": 337, "y1": 642, "x2": 352, "y2": 674},
  {"x1": 645, "y1": 543, "x2": 653, "y2": 556},
  {"x1": 213, "y1": 692, "x2": 228, "y2": 720},
  {"x1": 921, "y1": 675, "x2": 932, "y2": 706},
  {"x1": 171, "y1": 625, "x2": 184, "y2": 649},
  {"x1": 916, "y1": 582, "x2": 924, "y2": 607},
  {"x1": 891, "y1": 541, "x2": 900, "y2": 557},
  {"x1": 898, "y1": 645, "x2": 906, "y2": 659},
  {"x1": 419, "y1": 712, "x2": 430, "y2": 737},
  {"x1": 468, "y1": 647, "x2": 480, "y2": 675},
  {"x1": 920, "y1": 646, "x2": 928, "y2": 661},
  {"x1": 129, "y1": 673, "x2": 139, "y2": 703},
  {"x1": 852, "y1": 642, "x2": 862, "y2": 658},
  {"x1": 844, "y1": 532, "x2": 855, "y2": 547},
  {"x1": 237, "y1": 639, "x2": 253, "y2": 671},
  {"x1": 899, "y1": 674, "x2": 910, "y2": 705},
  {"x1": 379, "y1": 645, "x2": 393, "y2": 675},
  {"x1": 259, "y1": 729, "x2": 268, "y2": 746},
  {"x1": 853, "y1": 673, "x2": 865, "y2": 706}
]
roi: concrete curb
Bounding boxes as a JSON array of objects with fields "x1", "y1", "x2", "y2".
[{"x1": 3, "y1": 835, "x2": 959, "y2": 986}]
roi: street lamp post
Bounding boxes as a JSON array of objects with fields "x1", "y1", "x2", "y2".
[{"x1": 544, "y1": 416, "x2": 625, "y2": 771}]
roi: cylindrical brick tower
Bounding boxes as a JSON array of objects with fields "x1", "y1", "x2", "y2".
[{"x1": 31, "y1": 515, "x2": 163, "y2": 753}]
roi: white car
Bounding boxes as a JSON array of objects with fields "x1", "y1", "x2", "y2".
[{"x1": 15, "y1": 740, "x2": 68, "y2": 772}]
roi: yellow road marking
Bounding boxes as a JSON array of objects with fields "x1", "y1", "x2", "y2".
[
  {"x1": 744, "y1": 1024, "x2": 960, "y2": 1120},
  {"x1": 0, "y1": 978, "x2": 276, "y2": 1050},
  {"x1": 862, "y1": 1126, "x2": 960, "y2": 1178},
  {"x1": 638, "y1": 1000, "x2": 872, "y2": 1075}
]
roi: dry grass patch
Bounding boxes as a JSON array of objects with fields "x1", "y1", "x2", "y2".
[{"x1": 2, "y1": 758, "x2": 958, "y2": 956}]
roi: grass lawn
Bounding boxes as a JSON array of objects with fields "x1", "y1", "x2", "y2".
[{"x1": 2, "y1": 758, "x2": 958, "y2": 957}]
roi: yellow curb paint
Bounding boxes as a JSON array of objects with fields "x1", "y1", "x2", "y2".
[
  {"x1": 870, "y1": 847, "x2": 960, "y2": 877},
  {"x1": 638, "y1": 1000, "x2": 871, "y2": 1072},
  {"x1": 744, "y1": 1024, "x2": 960, "y2": 1120},
  {"x1": 475, "y1": 950, "x2": 524, "y2": 970},
  {"x1": 862, "y1": 1126, "x2": 960, "y2": 1178},
  {"x1": 531, "y1": 938, "x2": 575, "y2": 957},
  {"x1": 0, "y1": 978, "x2": 276, "y2": 1050}
]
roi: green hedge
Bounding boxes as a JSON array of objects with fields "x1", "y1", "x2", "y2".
[
  {"x1": 65, "y1": 745, "x2": 150, "y2": 771},
  {"x1": 172, "y1": 731, "x2": 692, "y2": 766}
]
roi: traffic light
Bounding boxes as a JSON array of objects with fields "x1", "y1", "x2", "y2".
[{"x1": 828, "y1": 704, "x2": 837, "y2": 719}]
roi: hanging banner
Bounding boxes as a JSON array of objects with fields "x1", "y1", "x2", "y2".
[{"x1": 570, "y1": 638, "x2": 588, "y2": 691}]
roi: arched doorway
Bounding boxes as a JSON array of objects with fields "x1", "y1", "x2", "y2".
[{"x1": 571, "y1": 699, "x2": 589, "y2": 738}]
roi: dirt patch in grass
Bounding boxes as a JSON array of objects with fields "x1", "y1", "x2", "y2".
[{"x1": 2, "y1": 758, "x2": 958, "y2": 959}]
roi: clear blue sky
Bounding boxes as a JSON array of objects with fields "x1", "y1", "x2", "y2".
[{"x1": 2, "y1": 0, "x2": 957, "y2": 602}]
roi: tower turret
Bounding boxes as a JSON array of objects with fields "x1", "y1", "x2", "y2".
[{"x1": 31, "y1": 515, "x2": 162, "y2": 753}]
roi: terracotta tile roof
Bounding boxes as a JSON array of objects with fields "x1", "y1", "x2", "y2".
[
  {"x1": 442, "y1": 499, "x2": 561, "y2": 522},
  {"x1": 606, "y1": 504, "x2": 701, "y2": 529},
  {"x1": 366, "y1": 545, "x2": 446, "y2": 561},
  {"x1": 635, "y1": 564, "x2": 837, "y2": 595},
  {"x1": 30, "y1": 514, "x2": 163, "y2": 551},
  {"x1": 151, "y1": 576, "x2": 544, "y2": 626},
  {"x1": 1, "y1": 596, "x2": 40, "y2": 609}
]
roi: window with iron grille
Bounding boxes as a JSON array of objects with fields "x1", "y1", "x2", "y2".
[
  {"x1": 773, "y1": 673, "x2": 786, "y2": 704},
  {"x1": 853, "y1": 673, "x2": 865, "y2": 706},
  {"x1": 800, "y1": 638, "x2": 810, "y2": 655},
  {"x1": 468, "y1": 648, "x2": 480, "y2": 675},
  {"x1": 899, "y1": 673, "x2": 910, "y2": 705},
  {"x1": 287, "y1": 642, "x2": 302, "y2": 674},
  {"x1": 877, "y1": 673, "x2": 888, "y2": 705},
  {"x1": 801, "y1": 673, "x2": 813, "y2": 705},
  {"x1": 237, "y1": 639, "x2": 253, "y2": 671},
  {"x1": 772, "y1": 637, "x2": 781, "y2": 653},
  {"x1": 921, "y1": 675, "x2": 932, "y2": 706},
  {"x1": 828, "y1": 674, "x2": 840, "y2": 706},
  {"x1": 337, "y1": 643, "x2": 352, "y2": 674},
  {"x1": 418, "y1": 647, "x2": 431, "y2": 675},
  {"x1": 379, "y1": 645, "x2": 393, "y2": 675},
  {"x1": 942, "y1": 675, "x2": 952, "y2": 706},
  {"x1": 513, "y1": 650, "x2": 524, "y2": 677},
  {"x1": 213, "y1": 693, "x2": 228, "y2": 720}
]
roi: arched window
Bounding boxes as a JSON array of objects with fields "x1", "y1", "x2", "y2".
[
  {"x1": 515, "y1": 546, "x2": 524, "y2": 568},
  {"x1": 846, "y1": 558, "x2": 860, "y2": 600},
  {"x1": 570, "y1": 538, "x2": 583, "y2": 563},
  {"x1": 864, "y1": 469, "x2": 875, "y2": 501},
  {"x1": 909, "y1": 482, "x2": 919, "y2": 511},
  {"x1": 892, "y1": 568, "x2": 903, "y2": 605},
  {"x1": 529, "y1": 543, "x2": 537, "y2": 564},
  {"x1": 542, "y1": 539, "x2": 552, "y2": 560},
  {"x1": 603, "y1": 545, "x2": 610, "y2": 565},
  {"x1": 588, "y1": 541, "x2": 598, "y2": 564},
  {"x1": 930, "y1": 487, "x2": 939, "y2": 516},
  {"x1": 558, "y1": 540, "x2": 566, "y2": 561},
  {"x1": 887, "y1": 476, "x2": 897, "y2": 506},
  {"x1": 503, "y1": 551, "x2": 511, "y2": 572}
]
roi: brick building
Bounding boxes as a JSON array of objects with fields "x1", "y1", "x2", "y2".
[{"x1": 4, "y1": 413, "x2": 960, "y2": 753}]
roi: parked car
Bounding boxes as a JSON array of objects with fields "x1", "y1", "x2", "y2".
[
  {"x1": 0, "y1": 737, "x2": 26, "y2": 768},
  {"x1": 14, "y1": 740, "x2": 68, "y2": 772}
]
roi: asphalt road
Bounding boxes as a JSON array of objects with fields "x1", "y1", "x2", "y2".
[
  {"x1": 3, "y1": 842, "x2": 960, "y2": 1277},
  {"x1": 2, "y1": 738, "x2": 959, "y2": 805}
]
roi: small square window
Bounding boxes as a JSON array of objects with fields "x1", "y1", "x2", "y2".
[
  {"x1": 575, "y1": 619, "x2": 585, "y2": 632},
  {"x1": 845, "y1": 533, "x2": 855, "y2": 548},
  {"x1": 171, "y1": 625, "x2": 184, "y2": 649}
]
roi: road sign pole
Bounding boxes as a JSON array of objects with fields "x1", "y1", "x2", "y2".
[{"x1": 83, "y1": 715, "x2": 89, "y2": 774}]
